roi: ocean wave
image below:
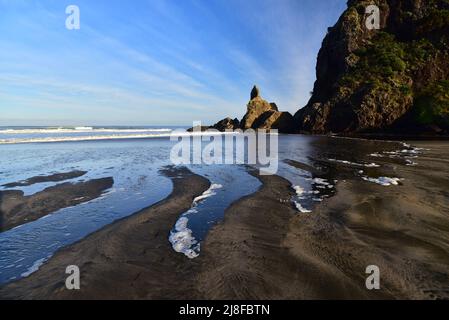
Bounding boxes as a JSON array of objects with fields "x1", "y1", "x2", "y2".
[
  {"x1": 20, "y1": 257, "x2": 49, "y2": 278},
  {"x1": 0, "y1": 128, "x2": 173, "y2": 134},
  {"x1": 0, "y1": 132, "x2": 237, "y2": 145},
  {"x1": 0, "y1": 134, "x2": 173, "y2": 144}
]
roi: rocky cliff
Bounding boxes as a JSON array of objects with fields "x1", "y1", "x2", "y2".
[{"x1": 295, "y1": 0, "x2": 449, "y2": 135}]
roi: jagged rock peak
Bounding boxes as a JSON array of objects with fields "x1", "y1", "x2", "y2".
[
  {"x1": 250, "y1": 85, "x2": 260, "y2": 100},
  {"x1": 240, "y1": 86, "x2": 294, "y2": 133}
]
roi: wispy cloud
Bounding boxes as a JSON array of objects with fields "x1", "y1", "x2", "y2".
[{"x1": 0, "y1": 0, "x2": 346, "y2": 125}]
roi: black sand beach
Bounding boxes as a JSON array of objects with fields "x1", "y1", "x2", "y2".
[
  {"x1": 0, "y1": 174, "x2": 113, "y2": 232},
  {"x1": 0, "y1": 167, "x2": 210, "y2": 299},
  {"x1": 1, "y1": 141, "x2": 448, "y2": 299}
]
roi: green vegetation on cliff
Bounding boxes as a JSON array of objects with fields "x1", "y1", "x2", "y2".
[
  {"x1": 339, "y1": 27, "x2": 447, "y2": 129},
  {"x1": 296, "y1": 0, "x2": 449, "y2": 134},
  {"x1": 414, "y1": 80, "x2": 449, "y2": 126},
  {"x1": 340, "y1": 32, "x2": 434, "y2": 96}
]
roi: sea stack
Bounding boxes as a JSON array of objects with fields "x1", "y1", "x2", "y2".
[{"x1": 240, "y1": 85, "x2": 294, "y2": 133}]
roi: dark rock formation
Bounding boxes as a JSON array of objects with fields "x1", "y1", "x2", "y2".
[
  {"x1": 187, "y1": 118, "x2": 240, "y2": 132},
  {"x1": 250, "y1": 85, "x2": 260, "y2": 100},
  {"x1": 212, "y1": 117, "x2": 240, "y2": 131},
  {"x1": 193, "y1": 86, "x2": 294, "y2": 134},
  {"x1": 241, "y1": 96, "x2": 278, "y2": 130},
  {"x1": 295, "y1": 0, "x2": 449, "y2": 135},
  {"x1": 187, "y1": 125, "x2": 210, "y2": 132},
  {"x1": 240, "y1": 87, "x2": 294, "y2": 133},
  {"x1": 252, "y1": 110, "x2": 295, "y2": 133}
]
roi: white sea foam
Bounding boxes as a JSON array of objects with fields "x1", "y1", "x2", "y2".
[
  {"x1": 170, "y1": 184, "x2": 222, "y2": 258},
  {"x1": 384, "y1": 147, "x2": 426, "y2": 157},
  {"x1": 370, "y1": 153, "x2": 384, "y2": 158},
  {"x1": 20, "y1": 257, "x2": 48, "y2": 278},
  {"x1": 294, "y1": 201, "x2": 312, "y2": 213},
  {"x1": 311, "y1": 178, "x2": 330, "y2": 186},
  {"x1": 169, "y1": 217, "x2": 199, "y2": 259},
  {"x1": 0, "y1": 134, "x2": 171, "y2": 144},
  {"x1": 0, "y1": 128, "x2": 173, "y2": 134},
  {"x1": 362, "y1": 176, "x2": 402, "y2": 186},
  {"x1": 328, "y1": 158, "x2": 380, "y2": 167},
  {"x1": 0, "y1": 131, "x2": 238, "y2": 145},
  {"x1": 293, "y1": 185, "x2": 305, "y2": 196},
  {"x1": 193, "y1": 184, "x2": 223, "y2": 206},
  {"x1": 402, "y1": 143, "x2": 411, "y2": 148},
  {"x1": 292, "y1": 185, "x2": 314, "y2": 212}
]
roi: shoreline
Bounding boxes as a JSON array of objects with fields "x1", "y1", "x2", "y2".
[
  {"x1": 196, "y1": 172, "x2": 382, "y2": 299},
  {"x1": 0, "y1": 166, "x2": 210, "y2": 299},
  {"x1": 1, "y1": 141, "x2": 448, "y2": 299},
  {"x1": 0, "y1": 176, "x2": 113, "y2": 232},
  {"x1": 0, "y1": 167, "x2": 392, "y2": 300},
  {"x1": 1, "y1": 130, "x2": 449, "y2": 148}
]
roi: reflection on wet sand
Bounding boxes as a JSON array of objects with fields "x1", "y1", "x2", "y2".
[{"x1": 0, "y1": 136, "x2": 448, "y2": 299}]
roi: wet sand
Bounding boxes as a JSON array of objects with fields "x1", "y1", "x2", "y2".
[
  {"x1": 196, "y1": 172, "x2": 387, "y2": 299},
  {"x1": 0, "y1": 167, "x2": 210, "y2": 299},
  {"x1": 0, "y1": 177, "x2": 113, "y2": 232},
  {"x1": 1, "y1": 142, "x2": 448, "y2": 300},
  {"x1": 2, "y1": 170, "x2": 87, "y2": 188},
  {"x1": 0, "y1": 169, "x2": 393, "y2": 299}
]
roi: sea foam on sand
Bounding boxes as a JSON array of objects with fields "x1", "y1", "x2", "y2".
[
  {"x1": 169, "y1": 184, "x2": 223, "y2": 259},
  {"x1": 327, "y1": 158, "x2": 380, "y2": 168},
  {"x1": 292, "y1": 185, "x2": 312, "y2": 213},
  {"x1": 20, "y1": 257, "x2": 48, "y2": 278},
  {"x1": 192, "y1": 184, "x2": 223, "y2": 206},
  {"x1": 169, "y1": 214, "x2": 199, "y2": 259},
  {"x1": 362, "y1": 176, "x2": 402, "y2": 186}
]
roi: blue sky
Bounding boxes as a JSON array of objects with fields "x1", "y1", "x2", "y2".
[{"x1": 0, "y1": 0, "x2": 346, "y2": 126}]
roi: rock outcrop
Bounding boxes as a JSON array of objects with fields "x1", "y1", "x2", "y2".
[
  {"x1": 295, "y1": 0, "x2": 449, "y2": 135},
  {"x1": 187, "y1": 118, "x2": 240, "y2": 132},
  {"x1": 250, "y1": 85, "x2": 260, "y2": 100},
  {"x1": 240, "y1": 97, "x2": 277, "y2": 129},
  {"x1": 251, "y1": 109, "x2": 294, "y2": 133},
  {"x1": 240, "y1": 86, "x2": 294, "y2": 133},
  {"x1": 187, "y1": 125, "x2": 210, "y2": 132},
  {"x1": 212, "y1": 117, "x2": 240, "y2": 131},
  {"x1": 193, "y1": 86, "x2": 294, "y2": 134}
]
